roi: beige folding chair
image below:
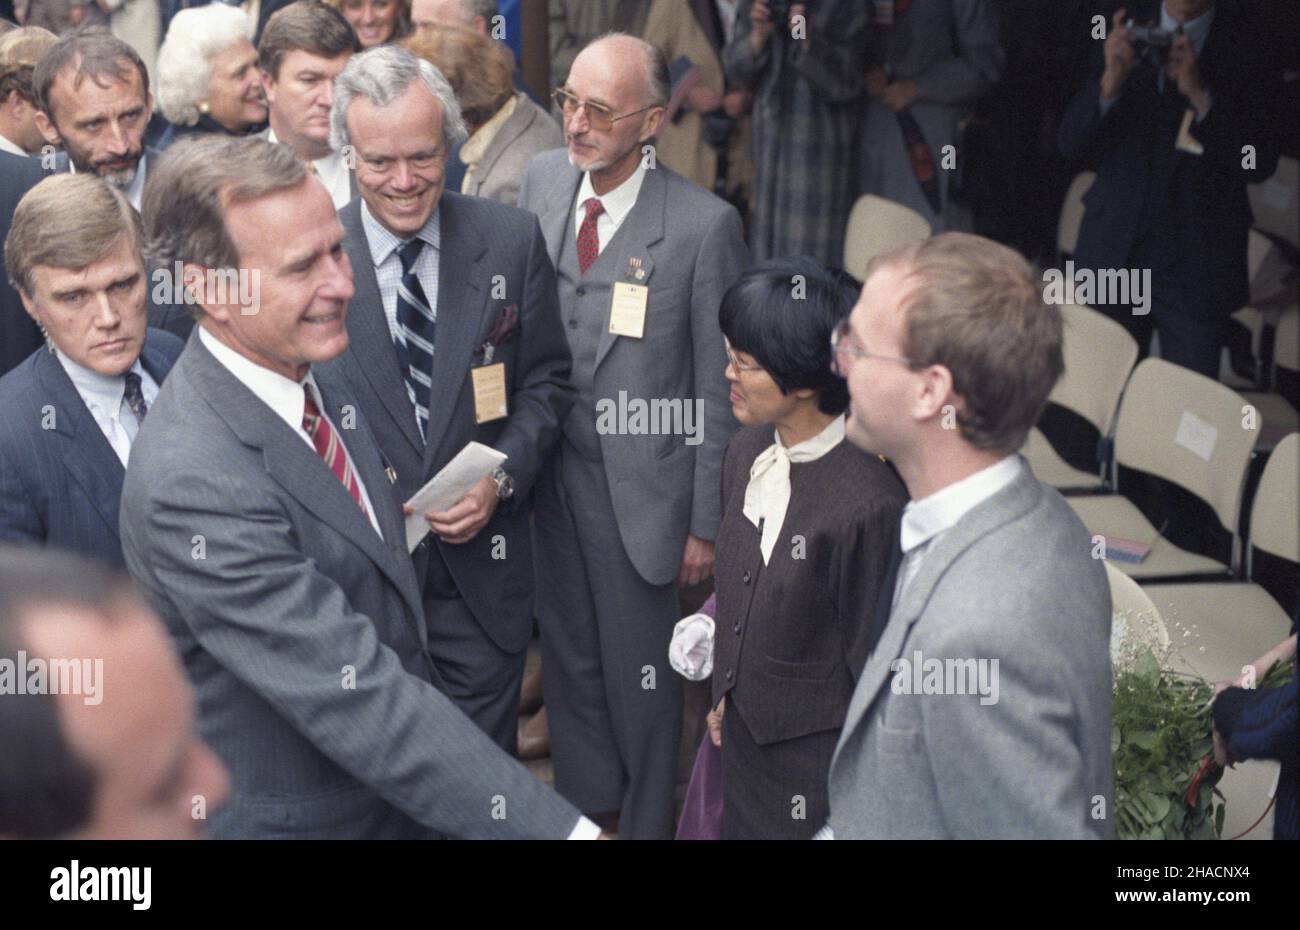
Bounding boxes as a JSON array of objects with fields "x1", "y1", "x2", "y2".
[
  {"x1": 1068, "y1": 358, "x2": 1260, "y2": 579},
  {"x1": 1227, "y1": 230, "x2": 1290, "y2": 390},
  {"x1": 1248, "y1": 154, "x2": 1298, "y2": 248},
  {"x1": 1140, "y1": 437, "x2": 1296, "y2": 841},
  {"x1": 1056, "y1": 171, "x2": 1096, "y2": 260},
  {"x1": 1242, "y1": 306, "x2": 1300, "y2": 448},
  {"x1": 1023, "y1": 303, "x2": 1139, "y2": 491},
  {"x1": 1140, "y1": 433, "x2": 1298, "y2": 686},
  {"x1": 841, "y1": 194, "x2": 931, "y2": 281}
]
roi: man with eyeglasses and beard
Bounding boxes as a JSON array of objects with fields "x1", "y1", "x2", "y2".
[{"x1": 518, "y1": 32, "x2": 747, "y2": 839}]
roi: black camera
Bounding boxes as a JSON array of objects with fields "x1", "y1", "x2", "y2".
[
  {"x1": 1127, "y1": 21, "x2": 1176, "y2": 49},
  {"x1": 1124, "y1": 19, "x2": 1176, "y2": 67}
]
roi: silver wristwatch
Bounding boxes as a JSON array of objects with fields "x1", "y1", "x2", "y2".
[{"x1": 491, "y1": 466, "x2": 514, "y2": 501}]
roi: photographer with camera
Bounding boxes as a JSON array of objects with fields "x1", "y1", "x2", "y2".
[
  {"x1": 1058, "y1": 1, "x2": 1281, "y2": 377},
  {"x1": 722, "y1": 0, "x2": 869, "y2": 267}
]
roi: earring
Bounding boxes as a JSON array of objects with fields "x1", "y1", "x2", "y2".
[{"x1": 199, "y1": 101, "x2": 211, "y2": 115}]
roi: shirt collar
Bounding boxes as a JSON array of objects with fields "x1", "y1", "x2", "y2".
[
  {"x1": 461, "y1": 93, "x2": 520, "y2": 167},
  {"x1": 198, "y1": 326, "x2": 320, "y2": 437},
  {"x1": 1161, "y1": 1, "x2": 1214, "y2": 55},
  {"x1": 267, "y1": 127, "x2": 348, "y2": 204},
  {"x1": 56, "y1": 350, "x2": 145, "y2": 419},
  {"x1": 899, "y1": 454, "x2": 1022, "y2": 554},
  {"x1": 774, "y1": 413, "x2": 846, "y2": 459},
  {"x1": 0, "y1": 133, "x2": 26, "y2": 157},
  {"x1": 361, "y1": 199, "x2": 442, "y2": 268},
  {"x1": 576, "y1": 162, "x2": 646, "y2": 229}
]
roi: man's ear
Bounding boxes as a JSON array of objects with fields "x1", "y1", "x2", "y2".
[
  {"x1": 181, "y1": 263, "x2": 225, "y2": 322},
  {"x1": 18, "y1": 286, "x2": 41, "y2": 326},
  {"x1": 914, "y1": 363, "x2": 956, "y2": 423},
  {"x1": 640, "y1": 105, "x2": 665, "y2": 142},
  {"x1": 259, "y1": 70, "x2": 277, "y2": 108},
  {"x1": 33, "y1": 108, "x2": 61, "y2": 147}
]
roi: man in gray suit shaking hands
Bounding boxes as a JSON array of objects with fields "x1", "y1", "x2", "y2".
[
  {"x1": 824, "y1": 233, "x2": 1113, "y2": 839},
  {"x1": 121, "y1": 135, "x2": 600, "y2": 839},
  {"x1": 519, "y1": 34, "x2": 748, "y2": 838}
]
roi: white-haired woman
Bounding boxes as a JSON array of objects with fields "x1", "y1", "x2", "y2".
[{"x1": 154, "y1": 3, "x2": 267, "y2": 149}]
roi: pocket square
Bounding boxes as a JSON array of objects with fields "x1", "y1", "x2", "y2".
[{"x1": 475, "y1": 303, "x2": 519, "y2": 358}]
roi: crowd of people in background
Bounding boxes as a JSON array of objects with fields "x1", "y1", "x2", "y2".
[{"x1": 0, "y1": 0, "x2": 1295, "y2": 842}]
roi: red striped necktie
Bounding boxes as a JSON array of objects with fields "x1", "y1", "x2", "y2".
[{"x1": 301, "y1": 385, "x2": 370, "y2": 521}]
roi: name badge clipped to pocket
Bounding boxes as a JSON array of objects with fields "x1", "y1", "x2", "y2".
[
  {"x1": 609, "y1": 255, "x2": 649, "y2": 339},
  {"x1": 472, "y1": 363, "x2": 508, "y2": 424}
]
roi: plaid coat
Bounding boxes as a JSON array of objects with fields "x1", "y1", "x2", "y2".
[{"x1": 723, "y1": 0, "x2": 869, "y2": 267}]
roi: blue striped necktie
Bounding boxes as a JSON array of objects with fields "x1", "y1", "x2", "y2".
[{"x1": 396, "y1": 237, "x2": 436, "y2": 441}]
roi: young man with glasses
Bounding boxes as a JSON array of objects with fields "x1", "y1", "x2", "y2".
[{"x1": 822, "y1": 232, "x2": 1114, "y2": 839}]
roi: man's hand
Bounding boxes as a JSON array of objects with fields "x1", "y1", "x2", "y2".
[
  {"x1": 707, "y1": 697, "x2": 724, "y2": 747},
  {"x1": 865, "y1": 66, "x2": 888, "y2": 98},
  {"x1": 880, "y1": 79, "x2": 918, "y2": 112},
  {"x1": 722, "y1": 88, "x2": 751, "y2": 119},
  {"x1": 677, "y1": 534, "x2": 715, "y2": 587},
  {"x1": 686, "y1": 84, "x2": 724, "y2": 114},
  {"x1": 1212, "y1": 726, "x2": 1234, "y2": 768},
  {"x1": 1167, "y1": 33, "x2": 1210, "y2": 114},
  {"x1": 404, "y1": 474, "x2": 498, "y2": 545},
  {"x1": 1100, "y1": 9, "x2": 1136, "y2": 103},
  {"x1": 750, "y1": 0, "x2": 776, "y2": 53}
]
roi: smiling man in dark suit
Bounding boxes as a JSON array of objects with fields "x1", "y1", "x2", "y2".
[
  {"x1": 319, "y1": 45, "x2": 574, "y2": 756},
  {"x1": 0, "y1": 173, "x2": 182, "y2": 567}
]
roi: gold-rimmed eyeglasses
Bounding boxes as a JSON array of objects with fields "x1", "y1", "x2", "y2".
[{"x1": 552, "y1": 87, "x2": 659, "y2": 132}]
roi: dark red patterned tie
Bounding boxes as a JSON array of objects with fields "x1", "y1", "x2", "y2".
[
  {"x1": 301, "y1": 386, "x2": 370, "y2": 521},
  {"x1": 576, "y1": 197, "x2": 604, "y2": 274}
]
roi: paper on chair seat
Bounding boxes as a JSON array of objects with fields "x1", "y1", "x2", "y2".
[{"x1": 404, "y1": 442, "x2": 507, "y2": 552}]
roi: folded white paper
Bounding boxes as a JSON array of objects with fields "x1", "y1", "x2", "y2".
[{"x1": 404, "y1": 442, "x2": 507, "y2": 552}]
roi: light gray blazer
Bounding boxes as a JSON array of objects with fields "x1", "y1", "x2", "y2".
[
  {"x1": 518, "y1": 149, "x2": 749, "y2": 584},
  {"x1": 827, "y1": 460, "x2": 1114, "y2": 838},
  {"x1": 465, "y1": 93, "x2": 565, "y2": 207},
  {"x1": 119, "y1": 332, "x2": 583, "y2": 839}
]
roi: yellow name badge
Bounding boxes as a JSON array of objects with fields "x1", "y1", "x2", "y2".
[
  {"x1": 608, "y1": 282, "x2": 648, "y2": 339},
  {"x1": 471, "y1": 363, "x2": 508, "y2": 424}
]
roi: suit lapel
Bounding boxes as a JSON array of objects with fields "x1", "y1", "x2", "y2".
[
  {"x1": 837, "y1": 464, "x2": 1043, "y2": 739},
  {"x1": 422, "y1": 194, "x2": 488, "y2": 472},
  {"x1": 36, "y1": 351, "x2": 125, "y2": 540},
  {"x1": 340, "y1": 202, "x2": 424, "y2": 457},
  {"x1": 593, "y1": 167, "x2": 665, "y2": 371},
  {"x1": 187, "y1": 335, "x2": 424, "y2": 628},
  {"x1": 537, "y1": 160, "x2": 582, "y2": 269}
]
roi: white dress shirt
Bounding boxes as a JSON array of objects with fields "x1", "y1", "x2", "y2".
[
  {"x1": 267, "y1": 128, "x2": 353, "y2": 209},
  {"x1": 892, "y1": 454, "x2": 1023, "y2": 611},
  {"x1": 198, "y1": 327, "x2": 382, "y2": 537},
  {"x1": 573, "y1": 163, "x2": 647, "y2": 255},
  {"x1": 743, "y1": 414, "x2": 845, "y2": 563},
  {"x1": 361, "y1": 201, "x2": 442, "y2": 354},
  {"x1": 0, "y1": 133, "x2": 26, "y2": 157},
  {"x1": 57, "y1": 351, "x2": 159, "y2": 468},
  {"x1": 715, "y1": 0, "x2": 741, "y2": 45}
]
